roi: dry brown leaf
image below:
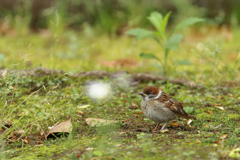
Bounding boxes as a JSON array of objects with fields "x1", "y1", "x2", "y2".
[
  {"x1": 46, "y1": 118, "x2": 72, "y2": 138},
  {"x1": 40, "y1": 131, "x2": 45, "y2": 136},
  {"x1": 16, "y1": 129, "x2": 25, "y2": 136},
  {"x1": 115, "y1": 144, "x2": 122, "y2": 147},
  {"x1": 86, "y1": 118, "x2": 120, "y2": 127},
  {"x1": 228, "y1": 93, "x2": 234, "y2": 98},
  {"x1": 136, "y1": 112, "x2": 143, "y2": 115},
  {"x1": 77, "y1": 111, "x2": 84, "y2": 115},
  {"x1": 1, "y1": 122, "x2": 12, "y2": 131},
  {"x1": 217, "y1": 96, "x2": 224, "y2": 99},
  {"x1": 170, "y1": 123, "x2": 180, "y2": 127},
  {"x1": 196, "y1": 140, "x2": 201, "y2": 143},
  {"x1": 206, "y1": 111, "x2": 213, "y2": 114},
  {"x1": 219, "y1": 134, "x2": 229, "y2": 139},
  {"x1": 23, "y1": 139, "x2": 30, "y2": 144},
  {"x1": 213, "y1": 140, "x2": 219, "y2": 143},
  {"x1": 203, "y1": 125, "x2": 209, "y2": 128}
]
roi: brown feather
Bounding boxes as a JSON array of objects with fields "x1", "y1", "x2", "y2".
[{"x1": 155, "y1": 91, "x2": 197, "y2": 119}]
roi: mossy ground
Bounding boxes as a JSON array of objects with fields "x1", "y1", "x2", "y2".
[{"x1": 0, "y1": 26, "x2": 240, "y2": 159}]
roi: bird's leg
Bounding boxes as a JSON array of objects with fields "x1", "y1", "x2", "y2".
[
  {"x1": 154, "y1": 123, "x2": 160, "y2": 130},
  {"x1": 159, "y1": 122, "x2": 168, "y2": 132},
  {"x1": 151, "y1": 123, "x2": 160, "y2": 132}
]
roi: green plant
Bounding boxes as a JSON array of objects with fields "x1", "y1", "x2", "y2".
[{"x1": 126, "y1": 11, "x2": 204, "y2": 74}]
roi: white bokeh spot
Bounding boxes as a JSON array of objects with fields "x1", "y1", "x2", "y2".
[{"x1": 87, "y1": 82, "x2": 111, "y2": 100}]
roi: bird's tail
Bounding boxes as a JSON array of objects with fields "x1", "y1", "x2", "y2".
[{"x1": 187, "y1": 114, "x2": 197, "y2": 120}]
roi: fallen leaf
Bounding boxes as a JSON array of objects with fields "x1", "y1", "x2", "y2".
[
  {"x1": 229, "y1": 148, "x2": 240, "y2": 158},
  {"x1": 120, "y1": 93, "x2": 126, "y2": 98},
  {"x1": 206, "y1": 111, "x2": 213, "y2": 114},
  {"x1": 85, "y1": 147, "x2": 94, "y2": 151},
  {"x1": 160, "y1": 129, "x2": 169, "y2": 133},
  {"x1": 115, "y1": 144, "x2": 122, "y2": 147},
  {"x1": 23, "y1": 139, "x2": 30, "y2": 144},
  {"x1": 213, "y1": 140, "x2": 219, "y2": 143},
  {"x1": 213, "y1": 144, "x2": 218, "y2": 147},
  {"x1": 77, "y1": 111, "x2": 84, "y2": 115},
  {"x1": 214, "y1": 104, "x2": 222, "y2": 106},
  {"x1": 219, "y1": 134, "x2": 229, "y2": 139},
  {"x1": 77, "y1": 105, "x2": 90, "y2": 109},
  {"x1": 217, "y1": 96, "x2": 224, "y2": 99},
  {"x1": 186, "y1": 141, "x2": 192, "y2": 143},
  {"x1": 170, "y1": 123, "x2": 180, "y2": 127},
  {"x1": 136, "y1": 112, "x2": 143, "y2": 115},
  {"x1": 196, "y1": 140, "x2": 201, "y2": 143},
  {"x1": 129, "y1": 102, "x2": 139, "y2": 109},
  {"x1": 40, "y1": 131, "x2": 45, "y2": 136},
  {"x1": 215, "y1": 106, "x2": 224, "y2": 110},
  {"x1": 86, "y1": 118, "x2": 120, "y2": 127},
  {"x1": 46, "y1": 118, "x2": 72, "y2": 138},
  {"x1": 16, "y1": 129, "x2": 25, "y2": 136},
  {"x1": 75, "y1": 153, "x2": 81, "y2": 158},
  {"x1": 228, "y1": 93, "x2": 234, "y2": 98},
  {"x1": 1, "y1": 122, "x2": 12, "y2": 131},
  {"x1": 187, "y1": 119, "x2": 193, "y2": 125},
  {"x1": 203, "y1": 125, "x2": 209, "y2": 128}
]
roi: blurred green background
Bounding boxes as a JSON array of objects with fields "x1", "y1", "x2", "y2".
[
  {"x1": 0, "y1": 0, "x2": 239, "y2": 80},
  {"x1": 0, "y1": 0, "x2": 240, "y2": 34}
]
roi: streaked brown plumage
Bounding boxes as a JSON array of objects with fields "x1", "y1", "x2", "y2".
[{"x1": 139, "y1": 86, "x2": 197, "y2": 132}]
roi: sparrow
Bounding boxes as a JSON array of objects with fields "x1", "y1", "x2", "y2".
[{"x1": 139, "y1": 86, "x2": 197, "y2": 132}]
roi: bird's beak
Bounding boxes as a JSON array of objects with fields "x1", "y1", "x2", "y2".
[{"x1": 138, "y1": 92, "x2": 147, "y2": 97}]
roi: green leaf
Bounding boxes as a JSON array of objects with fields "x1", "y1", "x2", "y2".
[
  {"x1": 177, "y1": 132, "x2": 184, "y2": 135},
  {"x1": 176, "y1": 60, "x2": 193, "y2": 65},
  {"x1": 126, "y1": 28, "x2": 159, "y2": 43},
  {"x1": 183, "y1": 107, "x2": 195, "y2": 114},
  {"x1": 0, "y1": 53, "x2": 4, "y2": 62},
  {"x1": 147, "y1": 12, "x2": 163, "y2": 38},
  {"x1": 37, "y1": 112, "x2": 44, "y2": 117},
  {"x1": 161, "y1": 12, "x2": 171, "y2": 39},
  {"x1": 165, "y1": 34, "x2": 183, "y2": 51},
  {"x1": 93, "y1": 150, "x2": 103, "y2": 157},
  {"x1": 170, "y1": 17, "x2": 204, "y2": 36},
  {"x1": 139, "y1": 53, "x2": 160, "y2": 61},
  {"x1": 150, "y1": 63, "x2": 162, "y2": 70},
  {"x1": 72, "y1": 87, "x2": 78, "y2": 94}
]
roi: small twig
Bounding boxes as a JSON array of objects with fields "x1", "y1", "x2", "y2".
[
  {"x1": 0, "y1": 67, "x2": 205, "y2": 88},
  {"x1": 36, "y1": 121, "x2": 46, "y2": 136},
  {"x1": 214, "y1": 123, "x2": 224, "y2": 129}
]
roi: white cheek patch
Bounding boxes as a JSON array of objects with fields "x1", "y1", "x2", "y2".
[{"x1": 154, "y1": 90, "x2": 162, "y2": 99}]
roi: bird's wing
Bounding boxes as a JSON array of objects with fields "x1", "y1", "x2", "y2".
[{"x1": 157, "y1": 92, "x2": 188, "y2": 116}]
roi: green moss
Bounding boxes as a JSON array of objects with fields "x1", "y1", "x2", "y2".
[
  {"x1": 228, "y1": 114, "x2": 240, "y2": 120},
  {"x1": 196, "y1": 113, "x2": 212, "y2": 120}
]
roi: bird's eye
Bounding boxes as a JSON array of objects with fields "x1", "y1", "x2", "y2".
[{"x1": 146, "y1": 92, "x2": 151, "y2": 95}]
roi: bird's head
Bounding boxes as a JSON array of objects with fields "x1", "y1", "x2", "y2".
[{"x1": 139, "y1": 86, "x2": 162, "y2": 101}]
